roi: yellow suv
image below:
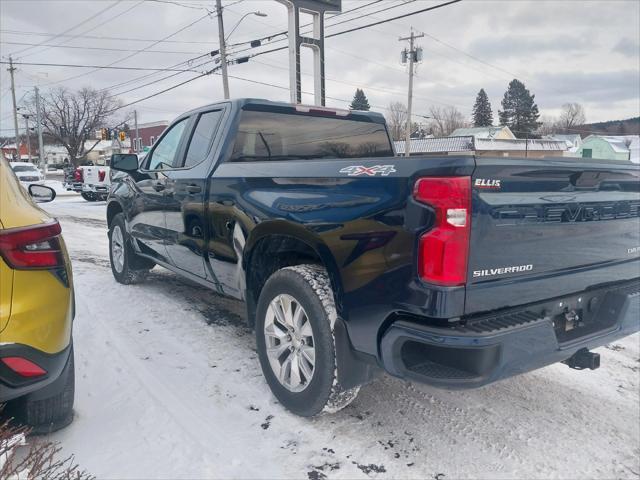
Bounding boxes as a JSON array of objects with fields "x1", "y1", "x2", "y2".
[{"x1": 0, "y1": 158, "x2": 74, "y2": 433}]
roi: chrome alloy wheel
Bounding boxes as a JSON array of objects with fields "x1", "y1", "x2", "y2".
[
  {"x1": 264, "y1": 294, "x2": 315, "y2": 392},
  {"x1": 111, "y1": 225, "x2": 125, "y2": 273}
]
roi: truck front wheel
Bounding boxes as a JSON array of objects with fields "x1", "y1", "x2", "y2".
[
  {"x1": 108, "y1": 213, "x2": 155, "y2": 284},
  {"x1": 255, "y1": 264, "x2": 360, "y2": 417}
]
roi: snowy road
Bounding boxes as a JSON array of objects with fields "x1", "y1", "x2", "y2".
[{"x1": 42, "y1": 197, "x2": 640, "y2": 479}]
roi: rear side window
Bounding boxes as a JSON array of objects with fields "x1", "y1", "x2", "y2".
[
  {"x1": 230, "y1": 110, "x2": 392, "y2": 162},
  {"x1": 183, "y1": 110, "x2": 223, "y2": 168}
]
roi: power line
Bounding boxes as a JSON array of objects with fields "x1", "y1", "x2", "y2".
[
  {"x1": 0, "y1": 41, "x2": 206, "y2": 56},
  {"x1": 0, "y1": 61, "x2": 201, "y2": 73},
  {"x1": 18, "y1": 1, "x2": 145, "y2": 60},
  {"x1": 44, "y1": 12, "x2": 213, "y2": 86},
  {"x1": 0, "y1": 30, "x2": 218, "y2": 45},
  {"x1": 7, "y1": 1, "x2": 122, "y2": 57}
]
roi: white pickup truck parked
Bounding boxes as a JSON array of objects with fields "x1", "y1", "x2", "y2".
[{"x1": 65, "y1": 164, "x2": 111, "y2": 201}]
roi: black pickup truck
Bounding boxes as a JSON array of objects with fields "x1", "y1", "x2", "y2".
[{"x1": 107, "y1": 99, "x2": 640, "y2": 416}]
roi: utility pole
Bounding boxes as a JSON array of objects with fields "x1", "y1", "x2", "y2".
[
  {"x1": 134, "y1": 109, "x2": 139, "y2": 153},
  {"x1": 35, "y1": 87, "x2": 45, "y2": 179},
  {"x1": 8, "y1": 56, "x2": 21, "y2": 161},
  {"x1": 400, "y1": 29, "x2": 424, "y2": 157},
  {"x1": 22, "y1": 114, "x2": 32, "y2": 162},
  {"x1": 215, "y1": 0, "x2": 230, "y2": 99}
]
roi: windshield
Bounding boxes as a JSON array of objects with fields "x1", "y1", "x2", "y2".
[
  {"x1": 12, "y1": 165, "x2": 39, "y2": 173},
  {"x1": 230, "y1": 109, "x2": 393, "y2": 162}
]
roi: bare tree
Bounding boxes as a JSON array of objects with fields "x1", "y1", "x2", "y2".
[
  {"x1": 30, "y1": 87, "x2": 122, "y2": 167},
  {"x1": 385, "y1": 102, "x2": 408, "y2": 141},
  {"x1": 557, "y1": 103, "x2": 586, "y2": 132},
  {"x1": 537, "y1": 115, "x2": 559, "y2": 136},
  {"x1": 428, "y1": 105, "x2": 468, "y2": 137}
]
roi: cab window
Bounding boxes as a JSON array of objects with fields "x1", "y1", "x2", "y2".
[{"x1": 146, "y1": 118, "x2": 188, "y2": 170}]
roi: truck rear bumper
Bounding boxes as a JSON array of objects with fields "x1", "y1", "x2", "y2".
[{"x1": 380, "y1": 280, "x2": 640, "y2": 388}]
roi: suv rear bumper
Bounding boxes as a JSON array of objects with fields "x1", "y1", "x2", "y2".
[
  {"x1": 0, "y1": 343, "x2": 72, "y2": 402},
  {"x1": 380, "y1": 280, "x2": 640, "y2": 388}
]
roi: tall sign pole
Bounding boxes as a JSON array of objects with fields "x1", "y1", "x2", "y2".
[
  {"x1": 278, "y1": 0, "x2": 341, "y2": 105},
  {"x1": 8, "y1": 56, "x2": 21, "y2": 160},
  {"x1": 400, "y1": 29, "x2": 424, "y2": 157}
]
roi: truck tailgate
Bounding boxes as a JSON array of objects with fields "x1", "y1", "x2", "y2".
[{"x1": 466, "y1": 157, "x2": 640, "y2": 315}]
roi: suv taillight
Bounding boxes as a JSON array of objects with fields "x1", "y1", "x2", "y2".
[
  {"x1": 74, "y1": 168, "x2": 83, "y2": 182},
  {"x1": 0, "y1": 221, "x2": 64, "y2": 269},
  {"x1": 413, "y1": 177, "x2": 471, "y2": 286}
]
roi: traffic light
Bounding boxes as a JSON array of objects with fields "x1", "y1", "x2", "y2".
[
  {"x1": 100, "y1": 128, "x2": 107, "y2": 140},
  {"x1": 119, "y1": 131, "x2": 126, "y2": 142}
]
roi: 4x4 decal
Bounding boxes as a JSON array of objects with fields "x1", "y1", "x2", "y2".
[{"x1": 339, "y1": 165, "x2": 397, "y2": 177}]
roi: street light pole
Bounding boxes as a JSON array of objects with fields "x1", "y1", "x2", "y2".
[
  {"x1": 215, "y1": 0, "x2": 230, "y2": 100},
  {"x1": 22, "y1": 114, "x2": 32, "y2": 162},
  {"x1": 35, "y1": 87, "x2": 45, "y2": 179},
  {"x1": 214, "y1": 4, "x2": 266, "y2": 100}
]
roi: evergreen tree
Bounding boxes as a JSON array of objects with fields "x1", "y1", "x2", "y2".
[
  {"x1": 498, "y1": 79, "x2": 541, "y2": 138},
  {"x1": 349, "y1": 88, "x2": 370, "y2": 111},
  {"x1": 472, "y1": 88, "x2": 493, "y2": 127}
]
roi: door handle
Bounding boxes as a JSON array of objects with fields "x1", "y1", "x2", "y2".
[
  {"x1": 186, "y1": 184, "x2": 202, "y2": 194},
  {"x1": 152, "y1": 181, "x2": 165, "y2": 192}
]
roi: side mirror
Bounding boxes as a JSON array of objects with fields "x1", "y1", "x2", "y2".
[
  {"x1": 111, "y1": 153, "x2": 139, "y2": 173},
  {"x1": 28, "y1": 184, "x2": 56, "y2": 203}
]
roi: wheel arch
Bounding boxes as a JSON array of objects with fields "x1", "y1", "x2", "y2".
[
  {"x1": 243, "y1": 220, "x2": 344, "y2": 327},
  {"x1": 106, "y1": 200, "x2": 124, "y2": 227}
]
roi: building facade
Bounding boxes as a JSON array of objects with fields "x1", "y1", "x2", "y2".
[
  {"x1": 577, "y1": 135, "x2": 638, "y2": 163},
  {"x1": 131, "y1": 121, "x2": 168, "y2": 153}
]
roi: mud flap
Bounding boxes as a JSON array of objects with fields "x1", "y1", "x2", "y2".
[{"x1": 334, "y1": 317, "x2": 379, "y2": 390}]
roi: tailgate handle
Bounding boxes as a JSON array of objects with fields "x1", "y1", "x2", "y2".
[{"x1": 186, "y1": 184, "x2": 201, "y2": 194}]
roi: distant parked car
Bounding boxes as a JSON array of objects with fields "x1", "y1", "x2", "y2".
[{"x1": 9, "y1": 162, "x2": 44, "y2": 186}]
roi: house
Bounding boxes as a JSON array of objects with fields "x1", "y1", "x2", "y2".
[
  {"x1": 84, "y1": 139, "x2": 131, "y2": 165},
  {"x1": 544, "y1": 134, "x2": 582, "y2": 152},
  {"x1": 577, "y1": 135, "x2": 639, "y2": 163},
  {"x1": 394, "y1": 136, "x2": 568, "y2": 158},
  {"x1": 1, "y1": 142, "x2": 34, "y2": 162},
  {"x1": 449, "y1": 126, "x2": 516, "y2": 140},
  {"x1": 131, "y1": 120, "x2": 169, "y2": 153},
  {"x1": 42, "y1": 145, "x2": 70, "y2": 166}
]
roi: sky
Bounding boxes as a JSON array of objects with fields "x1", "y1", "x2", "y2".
[{"x1": 1, "y1": 0, "x2": 639, "y2": 137}]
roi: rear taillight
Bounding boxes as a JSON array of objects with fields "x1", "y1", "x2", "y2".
[
  {"x1": 0, "y1": 221, "x2": 64, "y2": 269},
  {"x1": 74, "y1": 168, "x2": 83, "y2": 182},
  {"x1": 1, "y1": 357, "x2": 47, "y2": 377},
  {"x1": 413, "y1": 177, "x2": 471, "y2": 286},
  {"x1": 98, "y1": 170, "x2": 106, "y2": 182}
]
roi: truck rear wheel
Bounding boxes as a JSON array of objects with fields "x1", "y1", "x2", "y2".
[
  {"x1": 81, "y1": 192, "x2": 97, "y2": 201},
  {"x1": 109, "y1": 213, "x2": 154, "y2": 284},
  {"x1": 255, "y1": 264, "x2": 359, "y2": 417}
]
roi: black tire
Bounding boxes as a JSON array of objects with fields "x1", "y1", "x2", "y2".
[
  {"x1": 81, "y1": 192, "x2": 97, "y2": 201},
  {"x1": 10, "y1": 347, "x2": 76, "y2": 435},
  {"x1": 108, "y1": 213, "x2": 154, "y2": 284},
  {"x1": 255, "y1": 264, "x2": 360, "y2": 417}
]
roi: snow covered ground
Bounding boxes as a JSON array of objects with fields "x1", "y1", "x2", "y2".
[{"x1": 40, "y1": 196, "x2": 640, "y2": 479}]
